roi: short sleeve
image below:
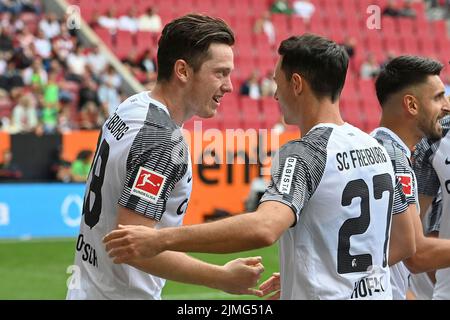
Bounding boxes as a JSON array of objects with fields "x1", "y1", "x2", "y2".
[
  {"x1": 260, "y1": 127, "x2": 331, "y2": 224},
  {"x1": 118, "y1": 125, "x2": 188, "y2": 221},
  {"x1": 412, "y1": 138, "x2": 440, "y2": 197}
]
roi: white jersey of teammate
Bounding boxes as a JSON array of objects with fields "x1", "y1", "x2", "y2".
[
  {"x1": 409, "y1": 193, "x2": 442, "y2": 300},
  {"x1": 260, "y1": 123, "x2": 408, "y2": 299},
  {"x1": 67, "y1": 92, "x2": 192, "y2": 300},
  {"x1": 371, "y1": 127, "x2": 419, "y2": 300},
  {"x1": 413, "y1": 116, "x2": 450, "y2": 300}
]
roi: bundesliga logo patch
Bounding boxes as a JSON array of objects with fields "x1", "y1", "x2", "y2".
[
  {"x1": 131, "y1": 167, "x2": 166, "y2": 204},
  {"x1": 397, "y1": 174, "x2": 412, "y2": 197}
]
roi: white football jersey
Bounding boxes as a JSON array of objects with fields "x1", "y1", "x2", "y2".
[
  {"x1": 371, "y1": 127, "x2": 419, "y2": 300},
  {"x1": 413, "y1": 116, "x2": 450, "y2": 300},
  {"x1": 260, "y1": 123, "x2": 408, "y2": 299},
  {"x1": 66, "y1": 92, "x2": 192, "y2": 300},
  {"x1": 408, "y1": 192, "x2": 442, "y2": 300}
]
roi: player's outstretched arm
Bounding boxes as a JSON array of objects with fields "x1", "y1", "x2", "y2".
[
  {"x1": 404, "y1": 210, "x2": 450, "y2": 274},
  {"x1": 105, "y1": 205, "x2": 265, "y2": 295},
  {"x1": 104, "y1": 201, "x2": 294, "y2": 261},
  {"x1": 389, "y1": 205, "x2": 416, "y2": 266},
  {"x1": 131, "y1": 251, "x2": 265, "y2": 295}
]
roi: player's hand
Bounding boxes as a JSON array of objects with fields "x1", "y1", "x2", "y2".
[
  {"x1": 219, "y1": 257, "x2": 265, "y2": 295},
  {"x1": 103, "y1": 224, "x2": 162, "y2": 263},
  {"x1": 255, "y1": 272, "x2": 280, "y2": 300}
]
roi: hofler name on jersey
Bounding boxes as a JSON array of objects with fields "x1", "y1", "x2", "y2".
[
  {"x1": 105, "y1": 112, "x2": 129, "y2": 141},
  {"x1": 336, "y1": 146, "x2": 388, "y2": 171}
]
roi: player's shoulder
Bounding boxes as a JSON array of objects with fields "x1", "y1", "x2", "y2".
[
  {"x1": 371, "y1": 129, "x2": 405, "y2": 158},
  {"x1": 119, "y1": 92, "x2": 178, "y2": 132},
  {"x1": 280, "y1": 125, "x2": 333, "y2": 156}
]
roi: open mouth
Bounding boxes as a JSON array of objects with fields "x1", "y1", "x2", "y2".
[{"x1": 212, "y1": 95, "x2": 222, "y2": 104}]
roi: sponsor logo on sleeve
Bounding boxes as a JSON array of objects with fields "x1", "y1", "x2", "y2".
[
  {"x1": 397, "y1": 174, "x2": 412, "y2": 197},
  {"x1": 131, "y1": 167, "x2": 166, "y2": 204},
  {"x1": 280, "y1": 157, "x2": 297, "y2": 194}
]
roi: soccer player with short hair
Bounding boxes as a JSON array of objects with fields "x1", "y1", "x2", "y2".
[
  {"x1": 66, "y1": 14, "x2": 264, "y2": 300},
  {"x1": 104, "y1": 34, "x2": 414, "y2": 300},
  {"x1": 371, "y1": 55, "x2": 450, "y2": 300}
]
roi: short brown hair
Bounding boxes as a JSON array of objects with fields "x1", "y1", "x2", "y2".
[{"x1": 157, "y1": 14, "x2": 235, "y2": 82}]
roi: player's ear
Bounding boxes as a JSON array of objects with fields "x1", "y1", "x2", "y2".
[
  {"x1": 292, "y1": 73, "x2": 303, "y2": 96},
  {"x1": 403, "y1": 94, "x2": 418, "y2": 116},
  {"x1": 174, "y1": 59, "x2": 190, "y2": 83}
]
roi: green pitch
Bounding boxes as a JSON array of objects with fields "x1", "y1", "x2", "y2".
[{"x1": 0, "y1": 238, "x2": 279, "y2": 300}]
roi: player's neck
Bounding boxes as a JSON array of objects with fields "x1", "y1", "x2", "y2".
[
  {"x1": 300, "y1": 99, "x2": 344, "y2": 136},
  {"x1": 150, "y1": 84, "x2": 186, "y2": 126},
  {"x1": 379, "y1": 116, "x2": 420, "y2": 152}
]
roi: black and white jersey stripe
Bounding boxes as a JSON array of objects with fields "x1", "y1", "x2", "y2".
[
  {"x1": 118, "y1": 104, "x2": 189, "y2": 221},
  {"x1": 260, "y1": 126, "x2": 331, "y2": 221},
  {"x1": 373, "y1": 130, "x2": 417, "y2": 207}
]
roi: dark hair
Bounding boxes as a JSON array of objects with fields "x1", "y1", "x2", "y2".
[
  {"x1": 157, "y1": 14, "x2": 235, "y2": 82},
  {"x1": 376, "y1": 55, "x2": 443, "y2": 106},
  {"x1": 278, "y1": 33, "x2": 349, "y2": 102}
]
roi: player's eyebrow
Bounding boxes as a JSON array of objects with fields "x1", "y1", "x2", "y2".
[{"x1": 434, "y1": 91, "x2": 446, "y2": 99}]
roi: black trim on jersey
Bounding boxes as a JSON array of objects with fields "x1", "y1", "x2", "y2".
[
  {"x1": 373, "y1": 130, "x2": 416, "y2": 207},
  {"x1": 118, "y1": 104, "x2": 188, "y2": 221},
  {"x1": 260, "y1": 126, "x2": 332, "y2": 226}
]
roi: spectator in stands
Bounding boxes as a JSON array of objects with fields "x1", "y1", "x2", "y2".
[
  {"x1": 98, "y1": 66, "x2": 121, "y2": 116},
  {"x1": 43, "y1": 71, "x2": 59, "y2": 105},
  {"x1": 2, "y1": 12, "x2": 24, "y2": 33},
  {"x1": 39, "y1": 12, "x2": 60, "y2": 39},
  {"x1": 98, "y1": 8, "x2": 118, "y2": 34},
  {"x1": 51, "y1": 147, "x2": 72, "y2": 183},
  {"x1": 0, "y1": 149, "x2": 22, "y2": 181},
  {"x1": 383, "y1": 0, "x2": 402, "y2": 17},
  {"x1": 52, "y1": 24, "x2": 76, "y2": 62},
  {"x1": 0, "y1": 61, "x2": 24, "y2": 92},
  {"x1": 138, "y1": 7, "x2": 162, "y2": 33},
  {"x1": 23, "y1": 58, "x2": 47, "y2": 91},
  {"x1": 71, "y1": 150, "x2": 92, "y2": 182},
  {"x1": 360, "y1": 53, "x2": 380, "y2": 80},
  {"x1": 253, "y1": 11, "x2": 276, "y2": 45},
  {"x1": 17, "y1": 25, "x2": 35, "y2": 49},
  {"x1": 57, "y1": 101, "x2": 75, "y2": 133},
  {"x1": 292, "y1": 0, "x2": 315, "y2": 21},
  {"x1": 80, "y1": 101, "x2": 104, "y2": 130},
  {"x1": 86, "y1": 44, "x2": 107, "y2": 74},
  {"x1": 33, "y1": 29, "x2": 52, "y2": 63},
  {"x1": 399, "y1": 0, "x2": 417, "y2": 18},
  {"x1": 41, "y1": 100, "x2": 59, "y2": 133},
  {"x1": 66, "y1": 45, "x2": 87, "y2": 82},
  {"x1": 11, "y1": 94, "x2": 38, "y2": 133},
  {"x1": 271, "y1": 0, "x2": 293, "y2": 14},
  {"x1": 78, "y1": 75, "x2": 100, "y2": 111},
  {"x1": 138, "y1": 48, "x2": 157, "y2": 77},
  {"x1": 240, "y1": 70, "x2": 262, "y2": 100},
  {"x1": 118, "y1": 7, "x2": 139, "y2": 33},
  {"x1": 86, "y1": 44, "x2": 108, "y2": 76},
  {"x1": 0, "y1": 26, "x2": 13, "y2": 60},
  {"x1": 340, "y1": 36, "x2": 356, "y2": 59}
]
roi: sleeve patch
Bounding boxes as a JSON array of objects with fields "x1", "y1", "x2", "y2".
[
  {"x1": 130, "y1": 167, "x2": 167, "y2": 204},
  {"x1": 279, "y1": 157, "x2": 297, "y2": 194},
  {"x1": 397, "y1": 173, "x2": 412, "y2": 197}
]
